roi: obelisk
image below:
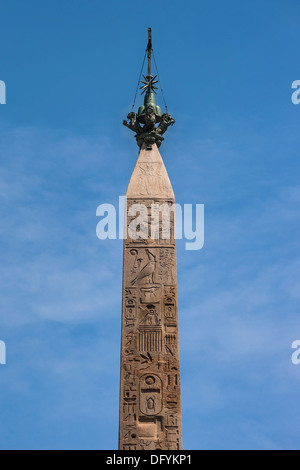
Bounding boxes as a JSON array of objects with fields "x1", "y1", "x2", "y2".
[{"x1": 119, "y1": 28, "x2": 182, "y2": 451}]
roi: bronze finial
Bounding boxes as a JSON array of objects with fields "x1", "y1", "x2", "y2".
[
  {"x1": 147, "y1": 27, "x2": 152, "y2": 77},
  {"x1": 123, "y1": 28, "x2": 175, "y2": 150}
]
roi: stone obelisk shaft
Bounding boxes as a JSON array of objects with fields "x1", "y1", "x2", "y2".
[{"x1": 119, "y1": 143, "x2": 182, "y2": 450}]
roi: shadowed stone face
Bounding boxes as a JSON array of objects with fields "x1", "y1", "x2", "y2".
[{"x1": 119, "y1": 143, "x2": 182, "y2": 451}]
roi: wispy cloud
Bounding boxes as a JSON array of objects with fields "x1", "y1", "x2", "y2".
[
  {"x1": 0, "y1": 120, "x2": 299, "y2": 449},
  {"x1": 0, "y1": 125, "x2": 125, "y2": 326}
]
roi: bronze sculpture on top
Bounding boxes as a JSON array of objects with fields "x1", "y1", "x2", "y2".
[{"x1": 123, "y1": 28, "x2": 175, "y2": 150}]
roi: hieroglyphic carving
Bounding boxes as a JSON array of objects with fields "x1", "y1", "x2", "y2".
[
  {"x1": 157, "y1": 248, "x2": 175, "y2": 284},
  {"x1": 138, "y1": 327, "x2": 162, "y2": 353},
  {"x1": 164, "y1": 295, "x2": 176, "y2": 327},
  {"x1": 124, "y1": 288, "x2": 137, "y2": 328},
  {"x1": 166, "y1": 393, "x2": 178, "y2": 411},
  {"x1": 119, "y1": 147, "x2": 182, "y2": 450},
  {"x1": 166, "y1": 411, "x2": 178, "y2": 427},
  {"x1": 124, "y1": 385, "x2": 137, "y2": 402},
  {"x1": 126, "y1": 199, "x2": 176, "y2": 246},
  {"x1": 165, "y1": 334, "x2": 177, "y2": 356},
  {"x1": 120, "y1": 241, "x2": 182, "y2": 449},
  {"x1": 139, "y1": 374, "x2": 163, "y2": 416},
  {"x1": 139, "y1": 304, "x2": 161, "y2": 326},
  {"x1": 123, "y1": 444, "x2": 137, "y2": 450},
  {"x1": 165, "y1": 427, "x2": 180, "y2": 450},
  {"x1": 164, "y1": 285, "x2": 176, "y2": 298},
  {"x1": 137, "y1": 163, "x2": 167, "y2": 197},
  {"x1": 123, "y1": 403, "x2": 137, "y2": 424},
  {"x1": 140, "y1": 286, "x2": 161, "y2": 303},
  {"x1": 124, "y1": 363, "x2": 135, "y2": 385},
  {"x1": 124, "y1": 331, "x2": 137, "y2": 356},
  {"x1": 139, "y1": 438, "x2": 163, "y2": 450},
  {"x1": 123, "y1": 425, "x2": 136, "y2": 440},
  {"x1": 130, "y1": 249, "x2": 156, "y2": 285}
]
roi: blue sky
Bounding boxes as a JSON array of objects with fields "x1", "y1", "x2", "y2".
[{"x1": 0, "y1": 0, "x2": 300, "y2": 450}]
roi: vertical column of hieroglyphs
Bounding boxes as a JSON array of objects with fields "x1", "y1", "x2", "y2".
[{"x1": 119, "y1": 143, "x2": 182, "y2": 450}]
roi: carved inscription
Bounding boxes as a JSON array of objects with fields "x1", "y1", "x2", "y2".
[{"x1": 119, "y1": 146, "x2": 182, "y2": 450}]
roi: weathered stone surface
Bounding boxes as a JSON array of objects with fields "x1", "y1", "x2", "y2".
[
  {"x1": 119, "y1": 143, "x2": 182, "y2": 450},
  {"x1": 126, "y1": 143, "x2": 174, "y2": 200}
]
